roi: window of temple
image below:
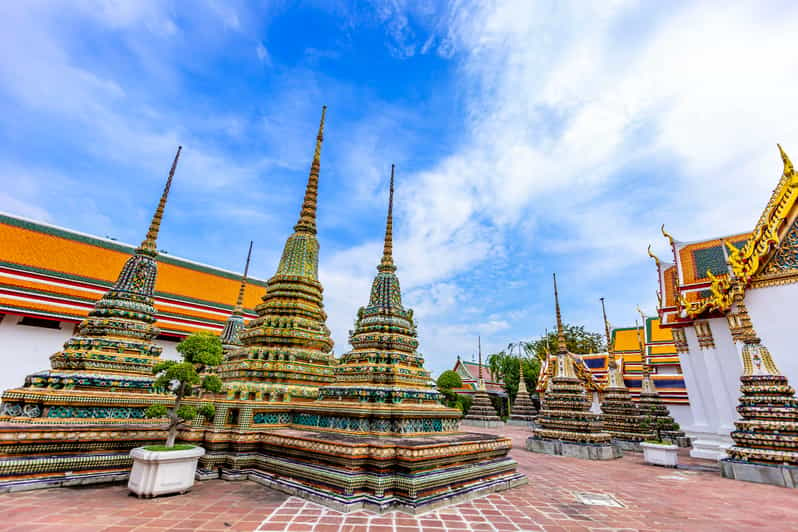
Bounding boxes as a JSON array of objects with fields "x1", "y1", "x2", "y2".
[
  {"x1": 17, "y1": 316, "x2": 61, "y2": 329},
  {"x1": 226, "y1": 408, "x2": 239, "y2": 426}
]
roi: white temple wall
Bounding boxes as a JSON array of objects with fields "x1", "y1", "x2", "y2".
[
  {"x1": 0, "y1": 312, "x2": 180, "y2": 393},
  {"x1": 745, "y1": 283, "x2": 798, "y2": 385},
  {"x1": 667, "y1": 404, "x2": 693, "y2": 430},
  {"x1": 681, "y1": 321, "x2": 740, "y2": 460}
]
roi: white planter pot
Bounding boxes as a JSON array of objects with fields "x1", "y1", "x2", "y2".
[
  {"x1": 128, "y1": 446, "x2": 205, "y2": 497},
  {"x1": 641, "y1": 442, "x2": 679, "y2": 468}
]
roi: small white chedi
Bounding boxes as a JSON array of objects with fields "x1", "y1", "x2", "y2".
[{"x1": 129, "y1": 446, "x2": 206, "y2": 497}]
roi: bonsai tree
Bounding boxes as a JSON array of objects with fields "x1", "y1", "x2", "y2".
[
  {"x1": 146, "y1": 332, "x2": 223, "y2": 448},
  {"x1": 641, "y1": 415, "x2": 678, "y2": 444}
]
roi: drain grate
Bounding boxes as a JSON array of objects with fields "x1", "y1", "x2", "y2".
[{"x1": 574, "y1": 492, "x2": 624, "y2": 508}]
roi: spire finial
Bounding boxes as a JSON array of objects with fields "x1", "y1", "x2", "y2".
[
  {"x1": 139, "y1": 146, "x2": 181, "y2": 255},
  {"x1": 233, "y1": 241, "x2": 253, "y2": 313},
  {"x1": 294, "y1": 106, "x2": 326, "y2": 234},
  {"x1": 778, "y1": 143, "x2": 794, "y2": 177},
  {"x1": 478, "y1": 336, "x2": 484, "y2": 390},
  {"x1": 379, "y1": 164, "x2": 396, "y2": 272},
  {"x1": 553, "y1": 273, "x2": 567, "y2": 354},
  {"x1": 600, "y1": 297, "x2": 615, "y2": 365},
  {"x1": 647, "y1": 244, "x2": 662, "y2": 268}
]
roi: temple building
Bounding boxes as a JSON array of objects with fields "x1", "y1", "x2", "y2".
[
  {"x1": 0, "y1": 213, "x2": 263, "y2": 393},
  {"x1": 450, "y1": 356, "x2": 507, "y2": 400},
  {"x1": 648, "y1": 145, "x2": 798, "y2": 461}
]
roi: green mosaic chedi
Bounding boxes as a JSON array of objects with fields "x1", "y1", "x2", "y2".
[
  {"x1": 309, "y1": 164, "x2": 461, "y2": 434},
  {"x1": 216, "y1": 107, "x2": 336, "y2": 400},
  {"x1": 8, "y1": 147, "x2": 183, "y2": 397}
]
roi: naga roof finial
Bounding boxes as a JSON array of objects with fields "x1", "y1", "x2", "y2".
[
  {"x1": 233, "y1": 240, "x2": 254, "y2": 314},
  {"x1": 661, "y1": 224, "x2": 676, "y2": 247},
  {"x1": 138, "y1": 146, "x2": 181, "y2": 256},
  {"x1": 553, "y1": 273, "x2": 567, "y2": 354},
  {"x1": 647, "y1": 244, "x2": 662, "y2": 268},
  {"x1": 379, "y1": 164, "x2": 396, "y2": 272},
  {"x1": 294, "y1": 106, "x2": 326, "y2": 235},
  {"x1": 778, "y1": 143, "x2": 794, "y2": 178}
]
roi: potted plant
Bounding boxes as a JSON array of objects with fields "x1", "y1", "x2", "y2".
[
  {"x1": 128, "y1": 332, "x2": 223, "y2": 497},
  {"x1": 640, "y1": 417, "x2": 679, "y2": 468}
]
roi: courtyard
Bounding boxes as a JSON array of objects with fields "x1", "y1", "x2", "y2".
[{"x1": 1, "y1": 425, "x2": 795, "y2": 532}]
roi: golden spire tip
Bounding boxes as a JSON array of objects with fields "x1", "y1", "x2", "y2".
[{"x1": 138, "y1": 146, "x2": 181, "y2": 255}]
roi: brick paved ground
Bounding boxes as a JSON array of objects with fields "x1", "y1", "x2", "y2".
[{"x1": 1, "y1": 424, "x2": 796, "y2": 531}]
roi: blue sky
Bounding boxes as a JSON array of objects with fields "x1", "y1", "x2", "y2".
[{"x1": 2, "y1": 1, "x2": 797, "y2": 376}]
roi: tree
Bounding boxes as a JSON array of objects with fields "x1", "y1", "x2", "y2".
[
  {"x1": 524, "y1": 324, "x2": 605, "y2": 359},
  {"x1": 436, "y1": 370, "x2": 471, "y2": 413},
  {"x1": 486, "y1": 349, "x2": 541, "y2": 403},
  {"x1": 436, "y1": 370, "x2": 463, "y2": 390},
  {"x1": 146, "y1": 332, "x2": 223, "y2": 448}
]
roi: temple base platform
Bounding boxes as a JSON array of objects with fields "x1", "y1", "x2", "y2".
[
  {"x1": 720, "y1": 459, "x2": 798, "y2": 488},
  {"x1": 612, "y1": 438, "x2": 643, "y2": 452},
  {"x1": 0, "y1": 422, "x2": 167, "y2": 493},
  {"x1": 461, "y1": 419, "x2": 505, "y2": 429},
  {"x1": 507, "y1": 418, "x2": 537, "y2": 428},
  {"x1": 526, "y1": 436, "x2": 622, "y2": 460},
  {"x1": 194, "y1": 428, "x2": 526, "y2": 514}
]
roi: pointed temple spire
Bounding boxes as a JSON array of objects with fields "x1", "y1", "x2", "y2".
[
  {"x1": 294, "y1": 106, "x2": 326, "y2": 235},
  {"x1": 778, "y1": 143, "x2": 794, "y2": 176},
  {"x1": 518, "y1": 357, "x2": 527, "y2": 393},
  {"x1": 553, "y1": 273, "x2": 567, "y2": 354},
  {"x1": 233, "y1": 240, "x2": 254, "y2": 313},
  {"x1": 379, "y1": 164, "x2": 396, "y2": 272},
  {"x1": 600, "y1": 297, "x2": 615, "y2": 366},
  {"x1": 139, "y1": 146, "x2": 181, "y2": 256},
  {"x1": 478, "y1": 336, "x2": 484, "y2": 390}
]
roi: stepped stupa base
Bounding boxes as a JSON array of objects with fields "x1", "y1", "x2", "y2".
[
  {"x1": 0, "y1": 421, "x2": 167, "y2": 493},
  {"x1": 526, "y1": 436, "x2": 622, "y2": 460},
  {"x1": 720, "y1": 459, "x2": 798, "y2": 488},
  {"x1": 195, "y1": 428, "x2": 526, "y2": 514}
]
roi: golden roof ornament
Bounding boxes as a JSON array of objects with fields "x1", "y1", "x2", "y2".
[{"x1": 379, "y1": 164, "x2": 396, "y2": 273}]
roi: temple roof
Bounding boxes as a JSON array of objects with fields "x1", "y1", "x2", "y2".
[
  {"x1": 652, "y1": 145, "x2": 798, "y2": 324},
  {"x1": 0, "y1": 212, "x2": 262, "y2": 336}
]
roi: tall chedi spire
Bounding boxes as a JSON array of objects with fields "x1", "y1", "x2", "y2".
[
  {"x1": 0, "y1": 147, "x2": 186, "y2": 488},
  {"x1": 40, "y1": 146, "x2": 183, "y2": 391},
  {"x1": 527, "y1": 275, "x2": 618, "y2": 459},
  {"x1": 597, "y1": 298, "x2": 653, "y2": 448},
  {"x1": 721, "y1": 291, "x2": 798, "y2": 484},
  {"x1": 311, "y1": 164, "x2": 461, "y2": 435},
  {"x1": 217, "y1": 107, "x2": 336, "y2": 401},
  {"x1": 220, "y1": 241, "x2": 253, "y2": 354},
  {"x1": 634, "y1": 309, "x2": 686, "y2": 445},
  {"x1": 463, "y1": 335, "x2": 503, "y2": 427}
]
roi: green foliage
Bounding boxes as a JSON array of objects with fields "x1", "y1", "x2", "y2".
[
  {"x1": 198, "y1": 404, "x2": 215, "y2": 420},
  {"x1": 202, "y1": 374, "x2": 223, "y2": 393},
  {"x1": 145, "y1": 404, "x2": 168, "y2": 418},
  {"x1": 525, "y1": 324, "x2": 605, "y2": 358},
  {"x1": 486, "y1": 350, "x2": 541, "y2": 403},
  {"x1": 176, "y1": 404, "x2": 197, "y2": 421},
  {"x1": 143, "y1": 444, "x2": 196, "y2": 451},
  {"x1": 148, "y1": 332, "x2": 225, "y2": 448},
  {"x1": 457, "y1": 394, "x2": 472, "y2": 414},
  {"x1": 436, "y1": 370, "x2": 463, "y2": 390},
  {"x1": 176, "y1": 331, "x2": 224, "y2": 367}
]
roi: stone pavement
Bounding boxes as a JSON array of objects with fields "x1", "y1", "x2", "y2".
[{"x1": 1, "y1": 424, "x2": 796, "y2": 531}]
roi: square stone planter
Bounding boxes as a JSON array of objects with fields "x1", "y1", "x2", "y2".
[
  {"x1": 641, "y1": 442, "x2": 678, "y2": 468},
  {"x1": 128, "y1": 446, "x2": 205, "y2": 498}
]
